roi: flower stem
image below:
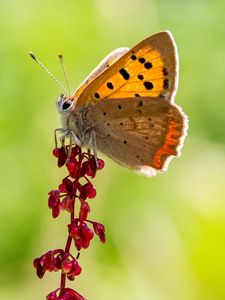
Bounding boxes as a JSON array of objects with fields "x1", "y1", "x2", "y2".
[{"x1": 60, "y1": 150, "x2": 84, "y2": 292}]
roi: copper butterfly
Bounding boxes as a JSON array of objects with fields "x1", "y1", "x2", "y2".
[{"x1": 30, "y1": 31, "x2": 188, "y2": 176}]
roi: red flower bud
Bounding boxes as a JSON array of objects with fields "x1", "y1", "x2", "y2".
[
  {"x1": 71, "y1": 146, "x2": 80, "y2": 157},
  {"x1": 40, "y1": 251, "x2": 55, "y2": 271},
  {"x1": 66, "y1": 158, "x2": 78, "y2": 178},
  {"x1": 79, "y1": 201, "x2": 90, "y2": 221},
  {"x1": 68, "y1": 259, "x2": 82, "y2": 276},
  {"x1": 52, "y1": 205, "x2": 60, "y2": 218},
  {"x1": 60, "y1": 288, "x2": 86, "y2": 300},
  {"x1": 52, "y1": 148, "x2": 59, "y2": 158},
  {"x1": 33, "y1": 257, "x2": 46, "y2": 279},
  {"x1": 46, "y1": 290, "x2": 57, "y2": 300},
  {"x1": 68, "y1": 220, "x2": 79, "y2": 239},
  {"x1": 60, "y1": 196, "x2": 73, "y2": 212},
  {"x1": 97, "y1": 159, "x2": 104, "y2": 170},
  {"x1": 79, "y1": 182, "x2": 96, "y2": 200},
  {"x1": 93, "y1": 222, "x2": 106, "y2": 243},
  {"x1": 48, "y1": 190, "x2": 60, "y2": 209},
  {"x1": 61, "y1": 258, "x2": 73, "y2": 274},
  {"x1": 67, "y1": 274, "x2": 75, "y2": 281},
  {"x1": 57, "y1": 147, "x2": 68, "y2": 167},
  {"x1": 81, "y1": 157, "x2": 97, "y2": 178}
]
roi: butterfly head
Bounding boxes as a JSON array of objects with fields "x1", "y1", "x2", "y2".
[{"x1": 57, "y1": 94, "x2": 74, "y2": 114}]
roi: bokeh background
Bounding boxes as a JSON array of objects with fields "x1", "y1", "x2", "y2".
[{"x1": 1, "y1": 0, "x2": 225, "y2": 299}]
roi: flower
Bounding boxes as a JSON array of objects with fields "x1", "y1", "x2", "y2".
[
  {"x1": 34, "y1": 144, "x2": 106, "y2": 299},
  {"x1": 46, "y1": 288, "x2": 87, "y2": 300}
]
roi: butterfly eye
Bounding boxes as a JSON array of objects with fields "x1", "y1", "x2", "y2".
[{"x1": 62, "y1": 100, "x2": 73, "y2": 111}]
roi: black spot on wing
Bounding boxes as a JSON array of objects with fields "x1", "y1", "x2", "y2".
[
  {"x1": 94, "y1": 92, "x2": 100, "y2": 99},
  {"x1": 163, "y1": 67, "x2": 168, "y2": 76},
  {"x1": 119, "y1": 68, "x2": 130, "y2": 80},
  {"x1": 107, "y1": 82, "x2": 114, "y2": 89},
  {"x1": 139, "y1": 57, "x2": 146, "y2": 64},
  {"x1": 163, "y1": 79, "x2": 169, "y2": 89},
  {"x1": 144, "y1": 81, "x2": 154, "y2": 90},
  {"x1": 144, "y1": 62, "x2": 152, "y2": 69},
  {"x1": 138, "y1": 74, "x2": 144, "y2": 80}
]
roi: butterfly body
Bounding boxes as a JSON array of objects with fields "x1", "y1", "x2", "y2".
[{"x1": 57, "y1": 31, "x2": 188, "y2": 176}]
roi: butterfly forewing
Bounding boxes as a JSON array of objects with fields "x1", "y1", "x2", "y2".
[
  {"x1": 72, "y1": 31, "x2": 178, "y2": 107},
  {"x1": 73, "y1": 47, "x2": 129, "y2": 99}
]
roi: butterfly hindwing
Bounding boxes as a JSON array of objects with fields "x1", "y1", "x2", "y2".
[
  {"x1": 86, "y1": 97, "x2": 186, "y2": 175},
  {"x1": 72, "y1": 31, "x2": 178, "y2": 107}
]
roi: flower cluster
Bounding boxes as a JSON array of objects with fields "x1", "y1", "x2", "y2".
[
  {"x1": 33, "y1": 249, "x2": 82, "y2": 280},
  {"x1": 33, "y1": 145, "x2": 106, "y2": 299}
]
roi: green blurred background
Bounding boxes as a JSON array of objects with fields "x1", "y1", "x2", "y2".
[{"x1": 1, "y1": 0, "x2": 225, "y2": 299}]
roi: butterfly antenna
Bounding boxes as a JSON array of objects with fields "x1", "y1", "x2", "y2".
[
  {"x1": 58, "y1": 54, "x2": 71, "y2": 96},
  {"x1": 29, "y1": 52, "x2": 68, "y2": 96}
]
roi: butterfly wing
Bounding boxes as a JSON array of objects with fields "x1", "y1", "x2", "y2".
[
  {"x1": 86, "y1": 97, "x2": 187, "y2": 176},
  {"x1": 72, "y1": 31, "x2": 178, "y2": 106},
  {"x1": 74, "y1": 47, "x2": 129, "y2": 99}
]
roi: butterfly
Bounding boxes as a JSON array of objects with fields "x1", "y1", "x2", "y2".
[{"x1": 31, "y1": 31, "x2": 188, "y2": 177}]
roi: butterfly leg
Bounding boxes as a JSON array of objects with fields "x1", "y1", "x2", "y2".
[
  {"x1": 90, "y1": 130, "x2": 99, "y2": 168},
  {"x1": 54, "y1": 128, "x2": 69, "y2": 148},
  {"x1": 70, "y1": 131, "x2": 81, "y2": 146},
  {"x1": 67, "y1": 132, "x2": 74, "y2": 159}
]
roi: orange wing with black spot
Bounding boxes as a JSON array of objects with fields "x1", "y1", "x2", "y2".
[
  {"x1": 74, "y1": 47, "x2": 129, "y2": 99},
  {"x1": 72, "y1": 31, "x2": 178, "y2": 107}
]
